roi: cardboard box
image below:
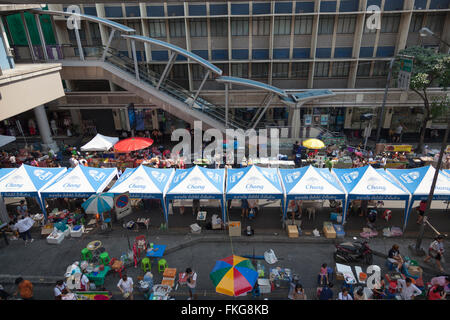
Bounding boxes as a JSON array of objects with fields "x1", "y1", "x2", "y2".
[
  {"x1": 163, "y1": 268, "x2": 177, "y2": 279},
  {"x1": 161, "y1": 278, "x2": 175, "y2": 287},
  {"x1": 323, "y1": 221, "x2": 333, "y2": 228},
  {"x1": 258, "y1": 279, "x2": 271, "y2": 294},
  {"x1": 287, "y1": 225, "x2": 299, "y2": 238},
  {"x1": 212, "y1": 223, "x2": 222, "y2": 230},
  {"x1": 228, "y1": 221, "x2": 241, "y2": 237},
  {"x1": 336, "y1": 272, "x2": 344, "y2": 281},
  {"x1": 323, "y1": 226, "x2": 336, "y2": 239}
]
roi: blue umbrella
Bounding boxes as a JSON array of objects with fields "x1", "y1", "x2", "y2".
[{"x1": 82, "y1": 193, "x2": 115, "y2": 214}]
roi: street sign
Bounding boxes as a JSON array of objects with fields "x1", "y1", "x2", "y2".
[
  {"x1": 398, "y1": 57, "x2": 414, "y2": 91},
  {"x1": 114, "y1": 192, "x2": 132, "y2": 220}
]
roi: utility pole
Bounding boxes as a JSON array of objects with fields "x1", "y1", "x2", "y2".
[{"x1": 412, "y1": 119, "x2": 449, "y2": 255}]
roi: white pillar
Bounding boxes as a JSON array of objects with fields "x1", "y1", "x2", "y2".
[{"x1": 33, "y1": 105, "x2": 59, "y2": 152}]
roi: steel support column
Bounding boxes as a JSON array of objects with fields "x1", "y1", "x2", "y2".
[
  {"x1": 225, "y1": 83, "x2": 229, "y2": 128},
  {"x1": 157, "y1": 51, "x2": 177, "y2": 90},
  {"x1": 34, "y1": 14, "x2": 48, "y2": 61},
  {"x1": 190, "y1": 70, "x2": 210, "y2": 107},
  {"x1": 74, "y1": 18, "x2": 84, "y2": 61},
  {"x1": 131, "y1": 39, "x2": 139, "y2": 81},
  {"x1": 101, "y1": 29, "x2": 115, "y2": 61},
  {"x1": 251, "y1": 93, "x2": 274, "y2": 130},
  {"x1": 20, "y1": 12, "x2": 36, "y2": 61}
]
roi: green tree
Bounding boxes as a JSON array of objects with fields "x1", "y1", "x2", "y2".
[{"x1": 394, "y1": 46, "x2": 450, "y2": 154}]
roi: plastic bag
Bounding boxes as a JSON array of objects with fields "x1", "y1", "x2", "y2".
[
  {"x1": 264, "y1": 249, "x2": 278, "y2": 264},
  {"x1": 313, "y1": 229, "x2": 320, "y2": 237}
]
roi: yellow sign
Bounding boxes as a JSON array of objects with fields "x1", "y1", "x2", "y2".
[
  {"x1": 446, "y1": 145, "x2": 450, "y2": 153},
  {"x1": 385, "y1": 145, "x2": 412, "y2": 152}
]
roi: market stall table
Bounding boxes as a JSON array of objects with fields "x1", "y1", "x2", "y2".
[
  {"x1": 146, "y1": 244, "x2": 166, "y2": 259},
  {"x1": 86, "y1": 266, "x2": 111, "y2": 287},
  {"x1": 269, "y1": 267, "x2": 292, "y2": 288},
  {"x1": 335, "y1": 263, "x2": 357, "y2": 291}
]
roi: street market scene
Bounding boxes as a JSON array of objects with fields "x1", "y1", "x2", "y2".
[{"x1": 0, "y1": 1, "x2": 449, "y2": 304}]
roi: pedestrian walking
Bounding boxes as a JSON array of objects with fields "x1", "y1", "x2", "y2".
[
  {"x1": 185, "y1": 267, "x2": 197, "y2": 300},
  {"x1": 397, "y1": 278, "x2": 422, "y2": 300},
  {"x1": 14, "y1": 277, "x2": 33, "y2": 300},
  {"x1": 424, "y1": 235, "x2": 445, "y2": 272},
  {"x1": 241, "y1": 199, "x2": 249, "y2": 219},
  {"x1": 416, "y1": 200, "x2": 427, "y2": 224},
  {"x1": 16, "y1": 200, "x2": 28, "y2": 217},
  {"x1": 11, "y1": 216, "x2": 34, "y2": 245},
  {"x1": 117, "y1": 274, "x2": 134, "y2": 300}
]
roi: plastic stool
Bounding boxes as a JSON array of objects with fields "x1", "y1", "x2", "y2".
[
  {"x1": 81, "y1": 248, "x2": 93, "y2": 261},
  {"x1": 158, "y1": 259, "x2": 168, "y2": 273},
  {"x1": 99, "y1": 252, "x2": 111, "y2": 266},
  {"x1": 141, "y1": 258, "x2": 151, "y2": 273}
]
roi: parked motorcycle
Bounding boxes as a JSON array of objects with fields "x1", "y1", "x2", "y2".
[{"x1": 333, "y1": 240, "x2": 373, "y2": 265}]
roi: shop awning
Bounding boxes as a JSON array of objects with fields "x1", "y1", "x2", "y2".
[
  {"x1": 40, "y1": 165, "x2": 117, "y2": 199},
  {"x1": 80, "y1": 133, "x2": 119, "y2": 152},
  {"x1": 109, "y1": 165, "x2": 174, "y2": 199},
  {"x1": 226, "y1": 165, "x2": 283, "y2": 200}
]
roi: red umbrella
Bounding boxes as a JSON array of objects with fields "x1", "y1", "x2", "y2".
[{"x1": 114, "y1": 137, "x2": 154, "y2": 153}]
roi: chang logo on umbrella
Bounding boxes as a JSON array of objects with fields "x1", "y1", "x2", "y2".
[
  {"x1": 285, "y1": 172, "x2": 300, "y2": 183},
  {"x1": 187, "y1": 177, "x2": 205, "y2": 190},
  {"x1": 230, "y1": 171, "x2": 244, "y2": 183},
  {"x1": 174, "y1": 171, "x2": 188, "y2": 183},
  {"x1": 5, "y1": 175, "x2": 24, "y2": 189},
  {"x1": 342, "y1": 172, "x2": 358, "y2": 183},
  {"x1": 63, "y1": 176, "x2": 81, "y2": 190},
  {"x1": 206, "y1": 171, "x2": 220, "y2": 183},
  {"x1": 89, "y1": 170, "x2": 106, "y2": 182},
  {"x1": 262, "y1": 170, "x2": 276, "y2": 182},
  {"x1": 245, "y1": 177, "x2": 264, "y2": 191},
  {"x1": 33, "y1": 169, "x2": 53, "y2": 181},
  {"x1": 129, "y1": 176, "x2": 146, "y2": 190}
]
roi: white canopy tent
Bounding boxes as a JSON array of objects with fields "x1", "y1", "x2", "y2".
[{"x1": 80, "y1": 133, "x2": 119, "y2": 152}]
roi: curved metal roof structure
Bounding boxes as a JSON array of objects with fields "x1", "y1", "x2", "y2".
[
  {"x1": 216, "y1": 76, "x2": 288, "y2": 98},
  {"x1": 122, "y1": 35, "x2": 223, "y2": 76},
  {"x1": 280, "y1": 89, "x2": 335, "y2": 106},
  {"x1": 30, "y1": 9, "x2": 135, "y2": 33}
]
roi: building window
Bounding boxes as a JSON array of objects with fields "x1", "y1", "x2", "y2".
[
  {"x1": 331, "y1": 61, "x2": 350, "y2": 77},
  {"x1": 148, "y1": 20, "x2": 166, "y2": 38},
  {"x1": 169, "y1": 19, "x2": 186, "y2": 38},
  {"x1": 253, "y1": 17, "x2": 270, "y2": 36},
  {"x1": 318, "y1": 16, "x2": 335, "y2": 35},
  {"x1": 294, "y1": 16, "x2": 313, "y2": 35},
  {"x1": 272, "y1": 63, "x2": 289, "y2": 78},
  {"x1": 373, "y1": 61, "x2": 389, "y2": 76},
  {"x1": 190, "y1": 19, "x2": 208, "y2": 37},
  {"x1": 314, "y1": 62, "x2": 330, "y2": 77},
  {"x1": 337, "y1": 15, "x2": 356, "y2": 34},
  {"x1": 357, "y1": 62, "x2": 371, "y2": 76},
  {"x1": 251, "y1": 63, "x2": 269, "y2": 78},
  {"x1": 231, "y1": 63, "x2": 249, "y2": 77},
  {"x1": 89, "y1": 22, "x2": 101, "y2": 42},
  {"x1": 148, "y1": 64, "x2": 165, "y2": 75},
  {"x1": 127, "y1": 21, "x2": 142, "y2": 35},
  {"x1": 381, "y1": 14, "x2": 400, "y2": 33},
  {"x1": 274, "y1": 17, "x2": 291, "y2": 35},
  {"x1": 426, "y1": 13, "x2": 446, "y2": 34},
  {"x1": 231, "y1": 18, "x2": 249, "y2": 36},
  {"x1": 409, "y1": 14, "x2": 424, "y2": 32},
  {"x1": 210, "y1": 18, "x2": 228, "y2": 36},
  {"x1": 171, "y1": 64, "x2": 188, "y2": 79},
  {"x1": 215, "y1": 63, "x2": 229, "y2": 76},
  {"x1": 291, "y1": 62, "x2": 309, "y2": 78}
]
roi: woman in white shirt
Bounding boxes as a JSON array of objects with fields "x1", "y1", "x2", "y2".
[
  {"x1": 117, "y1": 274, "x2": 134, "y2": 300},
  {"x1": 424, "y1": 235, "x2": 445, "y2": 272}
]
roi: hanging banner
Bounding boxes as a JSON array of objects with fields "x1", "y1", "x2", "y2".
[
  {"x1": 304, "y1": 115, "x2": 312, "y2": 126},
  {"x1": 384, "y1": 145, "x2": 413, "y2": 153},
  {"x1": 320, "y1": 115, "x2": 329, "y2": 126},
  {"x1": 114, "y1": 192, "x2": 132, "y2": 220}
]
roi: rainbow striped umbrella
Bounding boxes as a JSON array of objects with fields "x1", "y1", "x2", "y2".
[{"x1": 210, "y1": 255, "x2": 258, "y2": 296}]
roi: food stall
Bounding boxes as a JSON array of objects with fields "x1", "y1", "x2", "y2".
[
  {"x1": 80, "y1": 133, "x2": 119, "y2": 152},
  {"x1": 40, "y1": 165, "x2": 118, "y2": 230},
  {"x1": 388, "y1": 166, "x2": 450, "y2": 230},
  {"x1": 165, "y1": 166, "x2": 226, "y2": 229},
  {"x1": 280, "y1": 165, "x2": 347, "y2": 227},
  {"x1": 0, "y1": 164, "x2": 67, "y2": 219},
  {"x1": 108, "y1": 165, "x2": 175, "y2": 224},
  {"x1": 226, "y1": 165, "x2": 284, "y2": 230},
  {"x1": 333, "y1": 166, "x2": 411, "y2": 230}
]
